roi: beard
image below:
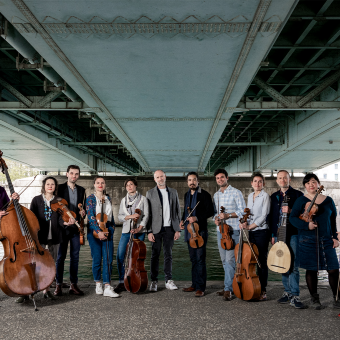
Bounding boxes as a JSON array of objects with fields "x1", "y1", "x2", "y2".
[{"x1": 156, "y1": 180, "x2": 166, "y2": 187}]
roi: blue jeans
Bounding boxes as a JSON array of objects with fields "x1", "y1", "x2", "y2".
[
  {"x1": 56, "y1": 232, "x2": 80, "y2": 284},
  {"x1": 217, "y1": 230, "x2": 240, "y2": 292},
  {"x1": 87, "y1": 227, "x2": 114, "y2": 284},
  {"x1": 188, "y1": 230, "x2": 208, "y2": 292},
  {"x1": 276, "y1": 234, "x2": 300, "y2": 296},
  {"x1": 117, "y1": 232, "x2": 146, "y2": 282}
]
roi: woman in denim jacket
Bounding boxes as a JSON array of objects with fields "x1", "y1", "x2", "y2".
[{"x1": 86, "y1": 176, "x2": 119, "y2": 298}]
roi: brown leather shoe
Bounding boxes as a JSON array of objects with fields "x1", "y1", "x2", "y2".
[
  {"x1": 114, "y1": 283, "x2": 127, "y2": 293},
  {"x1": 195, "y1": 290, "x2": 205, "y2": 297},
  {"x1": 53, "y1": 284, "x2": 63, "y2": 296},
  {"x1": 69, "y1": 283, "x2": 84, "y2": 296},
  {"x1": 223, "y1": 290, "x2": 232, "y2": 301},
  {"x1": 182, "y1": 286, "x2": 195, "y2": 292},
  {"x1": 216, "y1": 290, "x2": 225, "y2": 296}
]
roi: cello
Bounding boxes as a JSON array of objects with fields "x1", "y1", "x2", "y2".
[
  {"x1": 219, "y1": 206, "x2": 234, "y2": 250},
  {"x1": 185, "y1": 202, "x2": 204, "y2": 248},
  {"x1": 0, "y1": 151, "x2": 55, "y2": 310},
  {"x1": 124, "y1": 208, "x2": 148, "y2": 293},
  {"x1": 232, "y1": 208, "x2": 261, "y2": 301}
]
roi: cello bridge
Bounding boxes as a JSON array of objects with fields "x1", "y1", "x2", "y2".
[{"x1": 20, "y1": 246, "x2": 35, "y2": 254}]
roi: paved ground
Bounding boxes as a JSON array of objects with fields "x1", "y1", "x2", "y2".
[{"x1": 0, "y1": 281, "x2": 339, "y2": 340}]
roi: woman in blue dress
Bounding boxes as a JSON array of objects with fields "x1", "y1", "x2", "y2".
[{"x1": 290, "y1": 174, "x2": 340, "y2": 309}]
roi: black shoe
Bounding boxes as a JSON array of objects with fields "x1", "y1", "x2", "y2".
[
  {"x1": 16, "y1": 296, "x2": 29, "y2": 303},
  {"x1": 310, "y1": 293, "x2": 325, "y2": 310},
  {"x1": 114, "y1": 283, "x2": 126, "y2": 293},
  {"x1": 333, "y1": 296, "x2": 340, "y2": 309}
]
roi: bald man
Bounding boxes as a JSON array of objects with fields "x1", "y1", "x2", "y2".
[{"x1": 146, "y1": 170, "x2": 181, "y2": 292}]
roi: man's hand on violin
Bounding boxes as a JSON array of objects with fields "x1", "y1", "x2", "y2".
[
  {"x1": 64, "y1": 217, "x2": 76, "y2": 226},
  {"x1": 188, "y1": 216, "x2": 197, "y2": 224},
  {"x1": 308, "y1": 221, "x2": 318, "y2": 230},
  {"x1": 98, "y1": 231, "x2": 108, "y2": 241},
  {"x1": 174, "y1": 231, "x2": 181, "y2": 241},
  {"x1": 219, "y1": 213, "x2": 229, "y2": 220},
  {"x1": 333, "y1": 238, "x2": 339, "y2": 248},
  {"x1": 214, "y1": 217, "x2": 221, "y2": 226},
  {"x1": 179, "y1": 220, "x2": 184, "y2": 230},
  {"x1": 80, "y1": 210, "x2": 86, "y2": 218}
]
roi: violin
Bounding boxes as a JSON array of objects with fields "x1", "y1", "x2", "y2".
[
  {"x1": 124, "y1": 208, "x2": 148, "y2": 293},
  {"x1": 232, "y1": 208, "x2": 261, "y2": 301},
  {"x1": 93, "y1": 195, "x2": 109, "y2": 239},
  {"x1": 219, "y1": 206, "x2": 234, "y2": 250},
  {"x1": 78, "y1": 203, "x2": 85, "y2": 246},
  {"x1": 299, "y1": 186, "x2": 324, "y2": 222},
  {"x1": 186, "y1": 206, "x2": 204, "y2": 248},
  {"x1": 50, "y1": 197, "x2": 84, "y2": 238},
  {"x1": 0, "y1": 151, "x2": 55, "y2": 310}
]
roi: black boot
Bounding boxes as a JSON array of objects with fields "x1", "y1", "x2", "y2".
[
  {"x1": 333, "y1": 296, "x2": 340, "y2": 309},
  {"x1": 310, "y1": 293, "x2": 325, "y2": 310}
]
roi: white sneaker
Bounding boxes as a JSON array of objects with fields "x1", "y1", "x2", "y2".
[
  {"x1": 165, "y1": 280, "x2": 178, "y2": 290},
  {"x1": 95, "y1": 282, "x2": 103, "y2": 295},
  {"x1": 103, "y1": 285, "x2": 120, "y2": 298},
  {"x1": 149, "y1": 281, "x2": 158, "y2": 292}
]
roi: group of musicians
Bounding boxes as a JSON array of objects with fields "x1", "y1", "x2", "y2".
[{"x1": 0, "y1": 166, "x2": 339, "y2": 309}]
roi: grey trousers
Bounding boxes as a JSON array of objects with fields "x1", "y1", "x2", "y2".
[{"x1": 41, "y1": 243, "x2": 60, "y2": 263}]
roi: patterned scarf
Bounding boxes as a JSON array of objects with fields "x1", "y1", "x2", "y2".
[{"x1": 125, "y1": 191, "x2": 141, "y2": 215}]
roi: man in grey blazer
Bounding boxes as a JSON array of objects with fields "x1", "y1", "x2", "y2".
[{"x1": 146, "y1": 170, "x2": 181, "y2": 292}]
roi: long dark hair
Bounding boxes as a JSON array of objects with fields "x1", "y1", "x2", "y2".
[{"x1": 41, "y1": 176, "x2": 58, "y2": 195}]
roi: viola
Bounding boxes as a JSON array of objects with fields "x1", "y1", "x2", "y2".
[
  {"x1": 219, "y1": 206, "x2": 234, "y2": 250},
  {"x1": 93, "y1": 196, "x2": 109, "y2": 239},
  {"x1": 299, "y1": 186, "x2": 324, "y2": 222},
  {"x1": 78, "y1": 203, "x2": 85, "y2": 246},
  {"x1": 186, "y1": 206, "x2": 204, "y2": 248},
  {"x1": 0, "y1": 151, "x2": 55, "y2": 310},
  {"x1": 232, "y1": 208, "x2": 261, "y2": 301},
  {"x1": 50, "y1": 197, "x2": 84, "y2": 238},
  {"x1": 124, "y1": 208, "x2": 148, "y2": 293}
]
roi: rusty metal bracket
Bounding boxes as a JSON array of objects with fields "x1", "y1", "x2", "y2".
[{"x1": 43, "y1": 78, "x2": 67, "y2": 92}]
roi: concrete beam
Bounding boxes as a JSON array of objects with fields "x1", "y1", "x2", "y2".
[
  {"x1": 217, "y1": 142, "x2": 282, "y2": 146},
  {"x1": 237, "y1": 98, "x2": 340, "y2": 110},
  {"x1": 62, "y1": 142, "x2": 123, "y2": 146}
]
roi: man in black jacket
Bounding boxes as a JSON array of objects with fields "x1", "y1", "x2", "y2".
[
  {"x1": 54, "y1": 165, "x2": 86, "y2": 297},
  {"x1": 180, "y1": 172, "x2": 215, "y2": 297},
  {"x1": 267, "y1": 170, "x2": 306, "y2": 309}
]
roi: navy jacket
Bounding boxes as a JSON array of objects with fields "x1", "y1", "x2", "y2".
[{"x1": 267, "y1": 186, "x2": 303, "y2": 240}]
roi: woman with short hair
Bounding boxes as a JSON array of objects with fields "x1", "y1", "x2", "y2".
[
  {"x1": 114, "y1": 178, "x2": 149, "y2": 293},
  {"x1": 290, "y1": 173, "x2": 340, "y2": 309}
]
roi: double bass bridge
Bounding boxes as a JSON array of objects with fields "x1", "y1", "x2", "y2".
[{"x1": 20, "y1": 246, "x2": 36, "y2": 254}]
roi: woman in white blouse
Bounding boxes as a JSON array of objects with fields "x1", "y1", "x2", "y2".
[{"x1": 239, "y1": 173, "x2": 271, "y2": 301}]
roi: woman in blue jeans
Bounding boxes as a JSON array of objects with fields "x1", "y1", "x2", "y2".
[
  {"x1": 239, "y1": 173, "x2": 270, "y2": 301},
  {"x1": 114, "y1": 178, "x2": 149, "y2": 293},
  {"x1": 290, "y1": 173, "x2": 340, "y2": 310},
  {"x1": 86, "y1": 176, "x2": 119, "y2": 298}
]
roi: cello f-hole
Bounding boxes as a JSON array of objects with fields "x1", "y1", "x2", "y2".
[
  {"x1": 10, "y1": 242, "x2": 19, "y2": 263},
  {"x1": 33, "y1": 240, "x2": 44, "y2": 255}
]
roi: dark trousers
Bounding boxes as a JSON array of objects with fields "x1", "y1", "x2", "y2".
[
  {"x1": 249, "y1": 229, "x2": 269, "y2": 292},
  {"x1": 188, "y1": 230, "x2": 208, "y2": 292},
  {"x1": 56, "y1": 232, "x2": 80, "y2": 284},
  {"x1": 150, "y1": 227, "x2": 175, "y2": 282}
]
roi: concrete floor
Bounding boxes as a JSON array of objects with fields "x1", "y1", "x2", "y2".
[{"x1": 0, "y1": 281, "x2": 339, "y2": 340}]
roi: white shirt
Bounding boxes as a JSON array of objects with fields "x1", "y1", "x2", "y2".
[
  {"x1": 95, "y1": 196, "x2": 112, "y2": 222},
  {"x1": 160, "y1": 188, "x2": 171, "y2": 226},
  {"x1": 247, "y1": 190, "x2": 270, "y2": 231}
]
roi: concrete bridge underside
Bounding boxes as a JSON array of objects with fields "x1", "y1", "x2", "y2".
[{"x1": 0, "y1": 1, "x2": 340, "y2": 175}]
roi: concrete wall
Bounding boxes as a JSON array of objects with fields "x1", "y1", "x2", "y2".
[{"x1": 6, "y1": 175, "x2": 340, "y2": 228}]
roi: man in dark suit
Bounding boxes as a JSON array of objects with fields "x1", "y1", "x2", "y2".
[
  {"x1": 267, "y1": 170, "x2": 306, "y2": 309},
  {"x1": 146, "y1": 170, "x2": 181, "y2": 292},
  {"x1": 180, "y1": 172, "x2": 215, "y2": 297},
  {"x1": 54, "y1": 165, "x2": 86, "y2": 296}
]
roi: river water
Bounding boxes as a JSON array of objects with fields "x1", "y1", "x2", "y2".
[{"x1": 0, "y1": 221, "x2": 287, "y2": 282}]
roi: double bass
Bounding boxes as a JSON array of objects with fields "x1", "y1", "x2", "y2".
[
  {"x1": 0, "y1": 151, "x2": 55, "y2": 310},
  {"x1": 219, "y1": 206, "x2": 234, "y2": 250},
  {"x1": 124, "y1": 208, "x2": 148, "y2": 293},
  {"x1": 232, "y1": 208, "x2": 261, "y2": 301}
]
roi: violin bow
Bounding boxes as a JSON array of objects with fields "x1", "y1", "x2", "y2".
[{"x1": 184, "y1": 201, "x2": 200, "y2": 224}]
